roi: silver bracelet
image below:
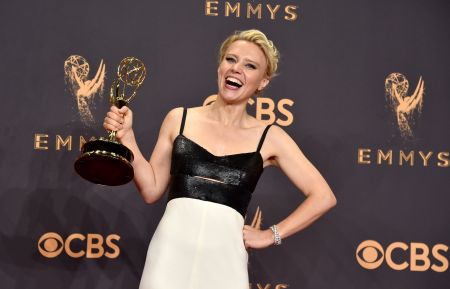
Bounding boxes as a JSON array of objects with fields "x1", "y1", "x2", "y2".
[{"x1": 270, "y1": 225, "x2": 282, "y2": 246}]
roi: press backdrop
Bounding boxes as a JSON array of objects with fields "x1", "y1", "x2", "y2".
[{"x1": 0, "y1": 0, "x2": 449, "y2": 288}]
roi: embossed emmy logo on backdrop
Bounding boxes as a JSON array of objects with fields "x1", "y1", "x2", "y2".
[
  {"x1": 385, "y1": 73, "x2": 424, "y2": 139},
  {"x1": 74, "y1": 57, "x2": 146, "y2": 186},
  {"x1": 64, "y1": 55, "x2": 106, "y2": 125}
]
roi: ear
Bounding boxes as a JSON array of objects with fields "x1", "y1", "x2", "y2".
[{"x1": 258, "y1": 77, "x2": 270, "y2": 91}]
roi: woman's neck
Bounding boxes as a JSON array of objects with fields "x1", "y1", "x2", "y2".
[{"x1": 207, "y1": 96, "x2": 250, "y2": 127}]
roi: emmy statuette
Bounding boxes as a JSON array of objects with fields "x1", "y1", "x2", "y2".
[{"x1": 74, "y1": 57, "x2": 146, "y2": 186}]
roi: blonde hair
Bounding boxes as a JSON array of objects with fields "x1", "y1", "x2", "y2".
[{"x1": 218, "y1": 29, "x2": 280, "y2": 78}]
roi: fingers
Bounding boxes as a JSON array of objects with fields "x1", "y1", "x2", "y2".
[
  {"x1": 242, "y1": 226, "x2": 253, "y2": 249},
  {"x1": 243, "y1": 225, "x2": 256, "y2": 232},
  {"x1": 110, "y1": 105, "x2": 121, "y2": 114},
  {"x1": 104, "y1": 106, "x2": 134, "y2": 137},
  {"x1": 110, "y1": 105, "x2": 131, "y2": 116},
  {"x1": 104, "y1": 106, "x2": 124, "y2": 131},
  {"x1": 103, "y1": 115, "x2": 122, "y2": 132},
  {"x1": 119, "y1": 106, "x2": 129, "y2": 114},
  {"x1": 110, "y1": 106, "x2": 130, "y2": 121},
  {"x1": 107, "y1": 111, "x2": 124, "y2": 124},
  {"x1": 242, "y1": 226, "x2": 272, "y2": 250}
]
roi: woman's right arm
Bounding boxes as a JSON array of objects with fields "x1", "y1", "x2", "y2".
[{"x1": 104, "y1": 106, "x2": 182, "y2": 203}]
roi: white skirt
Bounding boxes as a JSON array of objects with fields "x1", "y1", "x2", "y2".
[{"x1": 139, "y1": 197, "x2": 249, "y2": 289}]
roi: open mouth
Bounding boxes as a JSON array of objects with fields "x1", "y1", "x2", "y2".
[{"x1": 225, "y1": 76, "x2": 243, "y2": 88}]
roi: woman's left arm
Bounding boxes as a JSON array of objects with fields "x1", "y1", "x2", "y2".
[{"x1": 243, "y1": 125, "x2": 337, "y2": 249}]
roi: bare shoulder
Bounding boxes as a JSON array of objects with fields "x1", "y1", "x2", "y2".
[
  {"x1": 262, "y1": 124, "x2": 300, "y2": 165},
  {"x1": 160, "y1": 107, "x2": 184, "y2": 141},
  {"x1": 270, "y1": 124, "x2": 302, "y2": 151},
  {"x1": 165, "y1": 106, "x2": 184, "y2": 120},
  {"x1": 267, "y1": 124, "x2": 291, "y2": 141}
]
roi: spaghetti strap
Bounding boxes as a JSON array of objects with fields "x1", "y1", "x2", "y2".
[
  {"x1": 179, "y1": 107, "x2": 187, "y2": 135},
  {"x1": 256, "y1": 125, "x2": 272, "y2": 152}
]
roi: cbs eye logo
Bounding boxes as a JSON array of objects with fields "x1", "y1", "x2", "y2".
[
  {"x1": 356, "y1": 240, "x2": 384, "y2": 269},
  {"x1": 38, "y1": 232, "x2": 120, "y2": 259},
  {"x1": 356, "y1": 240, "x2": 448, "y2": 272}
]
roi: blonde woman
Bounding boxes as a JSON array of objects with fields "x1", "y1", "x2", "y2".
[{"x1": 104, "y1": 29, "x2": 336, "y2": 289}]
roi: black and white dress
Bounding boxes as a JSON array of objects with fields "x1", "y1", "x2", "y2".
[{"x1": 139, "y1": 108, "x2": 271, "y2": 289}]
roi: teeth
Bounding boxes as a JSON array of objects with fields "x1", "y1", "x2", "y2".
[
  {"x1": 225, "y1": 76, "x2": 243, "y2": 87},
  {"x1": 226, "y1": 77, "x2": 243, "y2": 85}
]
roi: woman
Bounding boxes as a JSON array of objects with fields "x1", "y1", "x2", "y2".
[{"x1": 104, "y1": 29, "x2": 336, "y2": 289}]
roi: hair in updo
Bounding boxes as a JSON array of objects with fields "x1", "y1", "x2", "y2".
[{"x1": 218, "y1": 29, "x2": 280, "y2": 78}]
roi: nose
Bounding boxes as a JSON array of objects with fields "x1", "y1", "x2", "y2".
[{"x1": 231, "y1": 61, "x2": 243, "y2": 74}]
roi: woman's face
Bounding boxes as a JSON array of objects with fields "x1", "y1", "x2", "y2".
[{"x1": 217, "y1": 40, "x2": 269, "y2": 104}]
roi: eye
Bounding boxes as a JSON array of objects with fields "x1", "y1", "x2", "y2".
[
  {"x1": 355, "y1": 240, "x2": 385, "y2": 269},
  {"x1": 225, "y1": 56, "x2": 236, "y2": 63},
  {"x1": 357, "y1": 245, "x2": 383, "y2": 264},
  {"x1": 245, "y1": 63, "x2": 256, "y2": 70},
  {"x1": 38, "y1": 232, "x2": 64, "y2": 258}
]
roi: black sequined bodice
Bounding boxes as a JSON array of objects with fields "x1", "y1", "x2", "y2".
[{"x1": 168, "y1": 108, "x2": 271, "y2": 217}]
